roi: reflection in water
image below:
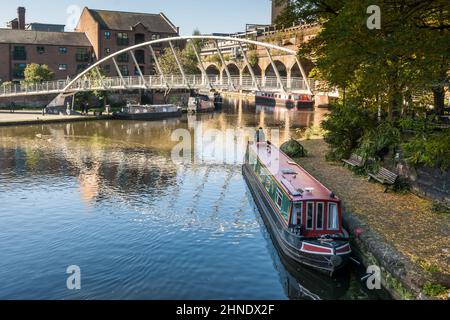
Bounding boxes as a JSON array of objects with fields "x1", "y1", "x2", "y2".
[{"x1": 0, "y1": 99, "x2": 388, "y2": 300}]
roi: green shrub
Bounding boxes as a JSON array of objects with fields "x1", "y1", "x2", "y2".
[
  {"x1": 321, "y1": 103, "x2": 378, "y2": 161},
  {"x1": 422, "y1": 282, "x2": 448, "y2": 298},
  {"x1": 356, "y1": 122, "x2": 400, "y2": 161},
  {"x1": 402, "y1": 129, "x2": 450, "y2": 170}
]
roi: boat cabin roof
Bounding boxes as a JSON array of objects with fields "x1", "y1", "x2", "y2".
[{"x1": 250, "y1": 142, "x2": 338, "y2": 202}]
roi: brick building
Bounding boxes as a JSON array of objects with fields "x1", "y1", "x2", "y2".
[
  {"x1": 0, "y1": 30, "x2": 93, "y2": 83},
  {"x1": 0, "y1": 7, "x2": 180, "y2": 83},
  {"x1": 75, "y1": 8, "x2": 179, "y2": 77}
]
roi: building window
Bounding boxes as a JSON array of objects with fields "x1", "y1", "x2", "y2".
[
  {"x1": 13, "y1": 63, "x2": 27, "y2": 78},
  {"x1": 77, "y1": 64, "x2": 88, "y2": 73},
  {"x1": 37, "y1": 46, "x2": 45, "y2": 54},
  {"x1": 103, "y1": 65, "x2": 111, "y2": 74},
  {"x1": 316, "y1": 202, "x2": 324, "y2": 230},
  {"x1": 76, "y1": 48, "x2": 89, "y2": 62},
  {"x1": 119, "y1": 65, "x2": 129, "y2": 76},
  {"x1": 135, "y1": 50, "x2": 145, "y2": 64},
  {"x1": 327, "y1": 203, "x2": 339, "y2": 230},
  {"x1": 134, "y1": 65, "x2": 144, "y2": 75},
  {"x1": 306, "y1": 202, "x2": 314, "y2": 230},
  {"x1": 117, "y1": 33, "x2": 129, "y2": 46},
  {"x1": 117, "y1": 53, "x2": 129, "y2": 63},
  {"x1": 104, "y1": 48, "x2": 111, "y2": 56},
  {"x1": 151, "y1": 34, "x2": 161, "y2": 41},
  {"x1": 13, "y1": 46, "x2": 27, "y2": 60},
  {"x1": 59, "y1": 47, "x2": 67, "y2": 54},
  {"x1": 104, "y1": 31, "x2": 111, "y2": 40},
  {"x1": 135, "y1": 33, "x2": 145, "y2": 44},
  {"x1": 59, "y1": 64, "x2": 68, "y2": 71}
]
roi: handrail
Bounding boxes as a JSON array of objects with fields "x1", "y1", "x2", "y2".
[{"x1": 0, "y1": 75, "x2": 315, "y2": 97}]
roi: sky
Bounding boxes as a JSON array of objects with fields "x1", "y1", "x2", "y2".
[{"x1": 0, "y1": 0, "x2": 272, "y2": 35}]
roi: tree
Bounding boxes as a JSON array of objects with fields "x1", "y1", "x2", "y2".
[
  {"x1": 23, "y1": 63, "x2": 54, "y2": 84},
  {"x1": 158, "y1": 46, "x2": 201, "y2": 75},
  {"x1": 75, "y1": 68, "x2": 110, "y2": 108},
  {"x1": 283, "y1": 0, "x2": 450, "y2": 117}
]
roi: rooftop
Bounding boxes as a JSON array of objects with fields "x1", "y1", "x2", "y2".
[
  {"x1": 87, "y1": 8, "x2": 178, "y2": 34},
  {"x1": 0, "y1": 29, "x2": 91, "y2": 46}
]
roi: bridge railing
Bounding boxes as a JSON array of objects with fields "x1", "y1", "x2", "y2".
[{"x1": 0, "y1": 75, "x2": 315, "y2": 97}]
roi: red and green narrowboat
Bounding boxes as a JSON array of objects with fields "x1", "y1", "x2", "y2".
[{"x1": 243, "y1": 140, "x2": 351, "y2": 276}]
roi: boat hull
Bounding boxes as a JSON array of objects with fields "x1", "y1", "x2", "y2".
[
  {"x1": 113, "y1": 110, "x2": 182, "y2": 121},
  {"x1": 243, "y1": 164, "x2": 349, "y2": 276},
  {"x1": 255, "y1": 96, "x2": 314, "y2": 109}
]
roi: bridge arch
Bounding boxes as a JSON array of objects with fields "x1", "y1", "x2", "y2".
[
  {"x1": 242, "y1": 65, "x2": 261, "y2": 76},
  {"x1": 205, "y1": 64, "x2": 220, "y2": 76},
  {"x1": 222, "y1": 62, "x2": 241, "y2": 79},
  {"x1": 264, "y1": 60, "x2": 288, "y2": 77},
  {"x1": 290, "y1": 58, "x2": 314, "y2": 78}
]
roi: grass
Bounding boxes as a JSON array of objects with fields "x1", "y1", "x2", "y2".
[{"x1": 422, "y1": 282, "x2": 448, "y2": 298}]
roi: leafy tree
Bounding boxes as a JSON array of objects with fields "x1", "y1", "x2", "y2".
[
  {"x1": 159, "y1": 46, "x2": 201, "y2": 75},
  {"x1": 23, "y1": 63, "x2": 54, "y2": 84},
  {"x1": 282, "y1": 0, "x2": 449, "y2": 118},
  {"x1": 76, "y1": 68, "x2": 110, "y2": 108}
]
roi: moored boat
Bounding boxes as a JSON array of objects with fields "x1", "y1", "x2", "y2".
[
  {"x1": 187, "y1": 95, "x2": 215, "y2": 113},
  {"x1": 255, "y1": 91, "x2": 314, "y2": 109},
  {"x1": 242, "y1": 139, "x2": 351, "y2": 276},
  {"x1": 113, "y1": 104, "x2": 182, "y2": 120}
]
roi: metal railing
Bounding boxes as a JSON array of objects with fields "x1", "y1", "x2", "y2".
[{"x1": 0, "y1": 75, "x2": 315, "y2": 97}]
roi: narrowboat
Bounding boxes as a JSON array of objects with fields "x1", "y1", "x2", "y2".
[
  {"x1": 255, "y1": 91, "x2": 314, "y2": 109},
  {"x1": 243, "y1": 140, "x2": 351, "y2": 276},
  {"x1": 113, "y1": 104, "x2": 182, "y2": 120},
  {"x1": 187, "y1": 95, "x2": 215, "y2": 113}
]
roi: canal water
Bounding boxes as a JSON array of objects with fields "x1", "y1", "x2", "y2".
[{"x1": 0, "y1": 99, "x2": 388, "y2": 300}]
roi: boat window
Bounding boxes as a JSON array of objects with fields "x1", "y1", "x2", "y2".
[
  {"x1": 306, "y1": 202, "x2": 314, "y2": 230},
  {"x1": 292, "y1": 203, "x2": 302, "y2": 225},
  {"x1": 327, "y1": 203, "x2": 339, "y2": 230},
  {"x1": 316, "y1": 202, "x2": 324, "y2": 230},
  {"x1": 264, "y1": 176, "x2": 271, "y2": 192},
  {"x1": 276, "y1": 189, "x2": 283, "y2": 208}
]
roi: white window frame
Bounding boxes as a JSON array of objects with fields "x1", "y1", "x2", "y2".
[
  {"x1": 58, "y1": 64, "x2": 67, "y2": 71},
  {"x1": 316, "y1": 202, "x2": 324, "y2": 230},
  {"x1": 306, "y1": 201, "x2": 314, "y2": 230},
  {"x1": 327, "y1": 202, "x2": 339, "y2": 230},
  {"x1": 292, "y1": 202, "x2": 303, "y2": 226},
  {"x1": 276, "y1": 189, "x2": 283, "y2": 209}
]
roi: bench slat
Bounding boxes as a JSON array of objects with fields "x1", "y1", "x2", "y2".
[{"x1": 369, "y1": 167, "x2": 398, "y2": 185}]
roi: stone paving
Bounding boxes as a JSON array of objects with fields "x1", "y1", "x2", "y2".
[{"x1": 0, "y1": 110, "x2": 98, "y2": 125}]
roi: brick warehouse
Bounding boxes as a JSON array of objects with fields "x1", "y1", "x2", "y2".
[{"x1": 0, "y1": 7, "x2": 180, "y2": 83}]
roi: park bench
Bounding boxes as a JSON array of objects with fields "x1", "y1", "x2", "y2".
[
  {"x1": 342, "y1": 154, "x2": 365, "y2": 168},
  {"x1": 368, "y1": 167, "x2": 399, "y2": 192}
]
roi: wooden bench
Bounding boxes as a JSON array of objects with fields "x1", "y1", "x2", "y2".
[
  {"x1": 342, "y1": 154, "x2": 365, "y2": 168},
  {"x1": 368, "y1": 167, "x2": 399, "y2": 192}
]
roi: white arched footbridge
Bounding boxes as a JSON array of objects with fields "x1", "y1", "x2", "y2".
[{"x1": 0, "y1": 36, "x2": 314, "y2": 98}]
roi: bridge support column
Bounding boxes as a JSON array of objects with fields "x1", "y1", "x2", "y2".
[
  {"x1": 149, "y1": 45, "x2": 169, "y2": 89},
  {"x1": 265, "y1": 47, "x2": 287, "y2": 93},
  {"x1": 214, "y1": 40, "x2": 236, "y2": 91},
  {"x1": 190, "y1": 40, "x2": 211, "y2": 89},
  {"x1": 287, "y1": 69, "x2": 292, "y2": 90}
]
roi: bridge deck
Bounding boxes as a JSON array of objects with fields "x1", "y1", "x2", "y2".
[{"x1": 0, "y1": 75, "x2": 314, "y2": 98}]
